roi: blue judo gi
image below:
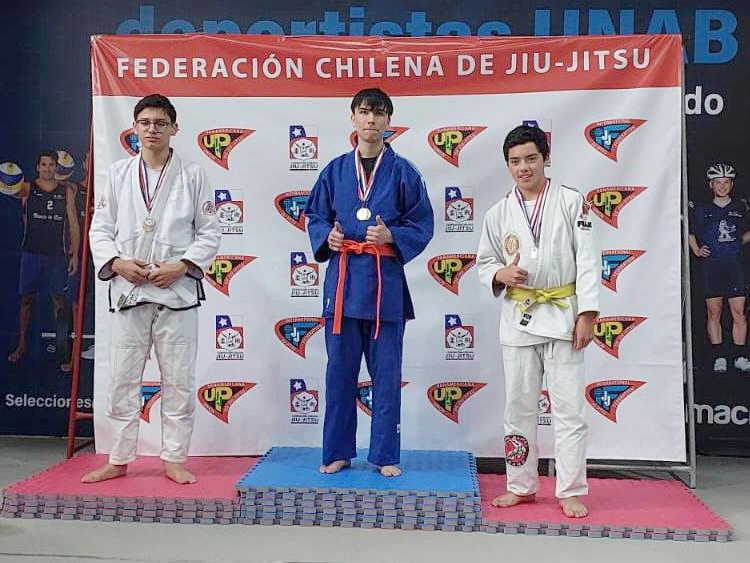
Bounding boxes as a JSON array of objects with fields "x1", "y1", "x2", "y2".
[{"x1": 307, "y1": 143, "x2": 433, "y2": 466}]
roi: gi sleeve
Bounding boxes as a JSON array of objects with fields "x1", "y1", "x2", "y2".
[
  {"x1": 88, "y1": 162, "x2": 121, "y2": 281},
  {"x1": 572, "y1": 193, "x2": 600, "y2": 315},
  {"x1": 181, "y1": 166, "x2": 221, "y2": 277},
  {"x1": 476, "y1": 203, "x2": 507, "y2": 297},
  {"x1": 307, "y1": 164, "x2": 335, "y2": 263},
  {"x1": 389, "y1": 172, "x2": 434, "y2": 264}
]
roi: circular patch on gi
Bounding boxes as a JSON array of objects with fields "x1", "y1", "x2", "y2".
[
  {"x1": 202, "y1": 200, "x2": 217, "y2": 215},
  {"x1": 504, "y1": 434, "x2": 529, "y2": 466},
  {"x1": 503, "y1": 233, "x2": 520, "y2": 256}
]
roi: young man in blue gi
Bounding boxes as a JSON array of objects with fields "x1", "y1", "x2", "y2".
[{"x1": 307, "y1": 88, "x2": 434, "y2": 477}]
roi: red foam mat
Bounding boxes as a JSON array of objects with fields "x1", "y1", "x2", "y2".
[{"x1": 479, "y1": 474, "x2": 732, "y2": 540}]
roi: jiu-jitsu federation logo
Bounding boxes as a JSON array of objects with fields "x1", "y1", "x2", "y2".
[
  {"x1": 428, "y1": 382, "x2": 486, "y2": 423},
  {"x1": 290, "y1": 252, "x2": 319, "y2": 297},
  {"x1": 289, "y1": 125, "x2": 319, "y2": 170},
  {"x1": 537, "y1": 390, "x2": 552, "y2": 426},
  {"x1": 585, "y1": 119, "x2": 646, "y2": 162},
  {"x1": 350, "y1": 126, "x2": 409, "y2": 148},
  {"x1": 356, "y1": 380, "x2": 409, "y2": 417},
  {"x1": 215, "y1": 189, "x2": 244, "y2": 234},
  {"x1": 586, "y1": 186, "x2": 647, "y2": 228},
  {"x1": 290, "y1": 378, "x2": 319, "y2": 424},
  {"x1": 505, "y1": 435, "x2": 530, "y2": 466},
  {"x1": 274, "y1": 190, "x2": 310, "y2": 231},
  {"x1": 601, "y1": 250, "x2": 646, "y2": 292},
  {"x1": 444, "y1": 314, "x2": 474, "y2": 360},
  {"x1": 215, "y1": 315, "x2": 244, "y2": 361},
  {"x1": 198, "y1": 382, "x2": 256, "y2": 424},
  {"x1": 444, "y1": 187, "x2": 474, "y2": 232},
  {"x1": 522, "y1": 119, "x2": 551, "y2": 165},
  {"x1": 206, "y1": 255, "x2": 256, "y2": 297},
  {"x1": 274, "y1": 317, "x2": 325, "y2": 358},
  {"x1": 140, "y1": 382, "x2": 161, "y2": 422},
  {"x1": 586, "y1": 380, "x2": 645, "y2": 423},
  {"x1": 198, "y1": 128, "x2": 254, "y2": 170},
  {"x1": 428, "y1": 254, "x2": 476, "y2": 295},
  {"x1": 593, "y1": 316, "x2": 647, "y2": 359},
  {"x1": 120, "y1": 128, "x2": 140, "y2": 155},
  {"x1": 428, "y1": 126, "x2": 486, "y2": 168}
]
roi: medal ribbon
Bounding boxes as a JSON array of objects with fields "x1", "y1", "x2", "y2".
[
  {"x1": 354, "y1": 147, "x2": 385, "y2": 206},
  {"x1": 138, "y1": 150, "x2": 173, "y2": 212},
  {"x1": 514, "y1": 179, "x2": 549, "y2": 247}
]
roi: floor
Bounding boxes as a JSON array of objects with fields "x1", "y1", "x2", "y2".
[{"x1": 0, "y1": 436, "x2": 747, "y2": 563}]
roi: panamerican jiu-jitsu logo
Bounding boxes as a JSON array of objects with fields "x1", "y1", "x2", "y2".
[
  {"x1": 120, "y1": 128, "x2": 140, "y2": 155},
  {"x1": 601, "y1": 250, "x2": 646, "y2": 292},
  {"x1": 586, "y1": 380, "x2": 645, "y2": 423},
  {"x1": 206, "y1": 255, "x2": 256, "y2": 297},
  {"x1": 274, "y1": 317, "x2": 325, "y2": 358},
  {"x1": 274, "y1": 190, "x2": 310, "y2": 231},
  {"x1": 444, "y1": 187, "x2": 474, "y2": 232},
  {"x1": 215, "y1": 315, "x2": 244, "y2": 361},
  {"x1": 428, "y1": 254, "x2": 476, "y2": 295},
  {"x1": 140, "y1": 382, "x2": 161, "y2": 422},
  {"x1": 444, "y1": 314, "x2": 474, "y2": 360},
  {"x1": 428, "y1": 126, "x2": 486, "y2": 168},
  {"x1": 290, "y1": 379, "x2": 319, "y2": 424},
  {"x1": 198, "y1": 382, "x2": 256, "y2": 424},
  {"x1": 585, "y1": 119, "x2": 646, "y2": 162},
  {"x1": 356, "y1": 380, "x2": 410, "y2": 417},
  {"x1": 586, "y1": 186, "x2": 647, "y2": 228},
  {"x1": 522, "y1": 119, "x2": 552, "y2": 165},
  {"x1": 215, "y1": 189, "x2": 244, "y2": 235},
  {"x1": 198, "y1": 128, "x2": 254, "y2": 170},
  {"x1": 290, "y1": 252, "x2": 319, "y2": 297},
  {"x1": 350, "y1": 126, "x2": 409, "y2": 148},
  {"x1": 428, "y1": 381, "x2": 486, "y2": 423},
  {"x1": 289, "y1": 125, "x2": 319, "y2": 170},
  {"x1": 593, "y1": 316, "x2": 647, "y2": 359}
]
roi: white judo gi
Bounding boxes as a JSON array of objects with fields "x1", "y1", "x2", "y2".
[
  {"x1": 477, "y1": 180, "x2": 600, "y2": 498},
  {"x1": 89, "y1": 151, "x2": 220, "y2": 465}
]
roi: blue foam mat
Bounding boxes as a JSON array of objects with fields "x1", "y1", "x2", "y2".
[{"x1": 236, "y1": 447, "x2": 478, "y2": 495}]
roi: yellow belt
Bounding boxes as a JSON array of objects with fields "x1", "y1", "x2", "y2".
[{"x1": 506, "y1": 282, "x2": 576, "y2": 313}]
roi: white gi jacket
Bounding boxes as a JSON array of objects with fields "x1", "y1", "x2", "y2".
[
  {"x1": 89, "y1": 151, "x2": 221, "y2": 310},
  {"x1": 477, "y1": 181, "x2": 600, "y2": 346}
]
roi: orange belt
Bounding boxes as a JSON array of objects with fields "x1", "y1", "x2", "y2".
[{"x1": 333, "y1": 239, "x2": 396, "y2": 340}]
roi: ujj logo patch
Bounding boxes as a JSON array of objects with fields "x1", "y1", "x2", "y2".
[
  {"x1": 206, "y1": 255, "x2": 256, "y2": 297},
  {"x1": 274, "y1": 190, "x2": 310, "y2": 232},
  {"x1": 428, "y1": 126, "x2": 486, "y2": 168},
  {"x1": 601, "y1": 250, "x2": 645, "y2": 292},
  {"x1": 444, "y1": 187, "x2": 474, "y2": 232},
  {"x1": 585, "y1": 119, "x2": 646, "y2": 162},
  {"x1": 290, "y1": 252, "x2": 319, "y2": 297},
  {"x1": 198, "y1": 382, "x2": 256, "y2": 424},
  {"x1": 586, "y1": 380, "x2": 645, "y2": 423},
  {"x1": 586, "y1": 186, "x2": 646, "y2": 229},
  {"x1": 428, "y1": 254, "x2": 476, "y2": 295},
  {"x1": 427, "y1": 382, "x2": 486, "y2": 423},
  {"x1": 593, "y1": 316, "x2": 647, "y2": 359},
  {"x1": 198, "y1": 128, "x2": 253, "y2": 170},
  {"x1": 356, "y1": 380, "x2": 409, "y2": 417},
  {"x1": 215, "y1": 315, "x2": 244, "y2": 361},
  {"x1": 444, "y1": 314, "x2": 474, "y2": 360},
  {"x1": 215, "y1": 189, "x2": 244, "y2": 234},
  {"x1": 274, "y1": 317, "x2": 325, "y2": 358},
  {"x1": 140, "y1": 382, "x2": 161, "y2": 422},
  {"x1": 290, "y1": 379, "x2": 319, "y2": 424},
  {"x1": 289, "y1": 125, "x2": 319, "y2": 170}
]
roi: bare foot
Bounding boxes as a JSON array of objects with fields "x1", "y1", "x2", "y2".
[
  {"x1": 319, "y1": 460, "x2": 351, "y2": 474},
  {"x1": 164, "y1": 461, "x2": 196, "y2": 484},
  {"x1": 491, "y1": 491, "x2": 536, "y2": 508},
  {"x1": 378, "y1": 465, "x2": 402, "y2": 477},
  {"x1": 8, "y1": 345, "x2": 26, "y2": 363},
  {"x1": 560, "y1": 496, "x2": 588, "y2": 518},
  {"x1": 81, "y1": 463, "x2": 127, "y2": 483}
]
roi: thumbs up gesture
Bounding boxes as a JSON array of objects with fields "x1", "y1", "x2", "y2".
[
  {"x1": 328, "y1": 220, "x2": 344, "y2": 251},
  {"x1": 366, "y1": 214, "x2": 394, "y2": 245},
  {"x1": 495, "y1": 252, "x2": 529, "y2": 288}
]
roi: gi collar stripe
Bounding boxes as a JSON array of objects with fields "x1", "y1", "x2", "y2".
[
  {"x1": 514, "y1": 179, "x2": 549, "y2": 247},
  {"x1": 138, "y1": 150, "x2": 173, "y2": 212},
  {"x1": 355, "y1": 147, "x2": 385, "y2": 205}
]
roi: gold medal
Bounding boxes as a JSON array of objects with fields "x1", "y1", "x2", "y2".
[
  {"x1": 356, "y1": 207, "x2": 372, "y2": 221},
  {"x1": 143, "y1": 216, "x2": 156, "y2": 232}
]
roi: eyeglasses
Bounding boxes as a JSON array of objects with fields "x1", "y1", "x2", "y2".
[{"x1": 135, "y1": 119, "x2": 173, "y2": 132}]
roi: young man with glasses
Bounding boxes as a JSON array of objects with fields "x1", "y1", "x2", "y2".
[
  {"x1": 477, "y1": 124, "x2": 600, "y2": 517},
  {"x1": 84, "y1": 94, "x2": 220, "y2": 484}
]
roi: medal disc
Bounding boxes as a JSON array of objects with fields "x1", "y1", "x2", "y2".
[
  {"x1": 143, "y1": 216, "x2": 156, "y2": 232},
  {"x1": 356, "y1": 207, "x2": 372, "y2": 221}
]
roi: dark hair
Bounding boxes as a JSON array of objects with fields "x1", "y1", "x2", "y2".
[
  {"x1": 36, "y1": 151, "x2": 58, "y2": 167},
  {"x1": 133, "y1": 94, "x2": 177, "y2": 123},
  {"x1": 350, "y1": 88, "x2": 393, "y2": 116},
  {"x1": 502, "y1": 125, "x2": 550, "y2": 163}
]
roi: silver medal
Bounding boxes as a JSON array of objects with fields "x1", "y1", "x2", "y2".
[
  {"x1": 143, "y1": 216, "x2": 156, "y2": 232},
  {"x1": 356, "y1": 207, "x2": 372, "y2": 221},
  {"x1": 530, "y1": 246, "x2": 538, "y2": 259}
]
